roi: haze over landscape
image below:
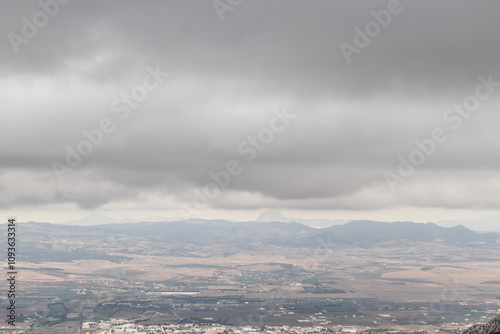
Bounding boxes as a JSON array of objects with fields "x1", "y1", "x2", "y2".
[{"x1": 29, "y1": 210, "x2": 500, "y2": 233}]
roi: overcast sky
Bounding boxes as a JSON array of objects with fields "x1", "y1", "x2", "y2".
[{"x1": 2, "y1": 0, "x2": 500, "y2": 223}]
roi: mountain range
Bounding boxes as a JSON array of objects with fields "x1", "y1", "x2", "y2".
[{"x1": 20, "y1": 219, "x2": 500, "y2": 247}]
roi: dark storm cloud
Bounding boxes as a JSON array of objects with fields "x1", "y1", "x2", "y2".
[
  {"x1": 1, "y1": 0, "x2": 500, "y2": 211},
  {"x1": 3, "y1": 1, "x2": 500, "y2": 93}
]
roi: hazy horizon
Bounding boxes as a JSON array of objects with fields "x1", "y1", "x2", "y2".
[{"x1": 6, "y1": 209, "x2": 500, "y2": 234}]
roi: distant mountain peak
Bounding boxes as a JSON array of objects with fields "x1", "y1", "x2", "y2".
[{"x1": 255, "y1": 210, "x2": 292, "y2": 223}]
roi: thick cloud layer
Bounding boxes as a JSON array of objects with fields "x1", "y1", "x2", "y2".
[{"x1": 1, "y1": 0, "x2": 500, "y2": 217}]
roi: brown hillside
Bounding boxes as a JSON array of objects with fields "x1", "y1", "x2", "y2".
[{"x1": 462, "y1": 315, "x2": 500, "y2": 334}]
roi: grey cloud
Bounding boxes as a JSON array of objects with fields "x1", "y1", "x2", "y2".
[{"x1": 1, "y1": 0, "x2": 500, "y2": 212}]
